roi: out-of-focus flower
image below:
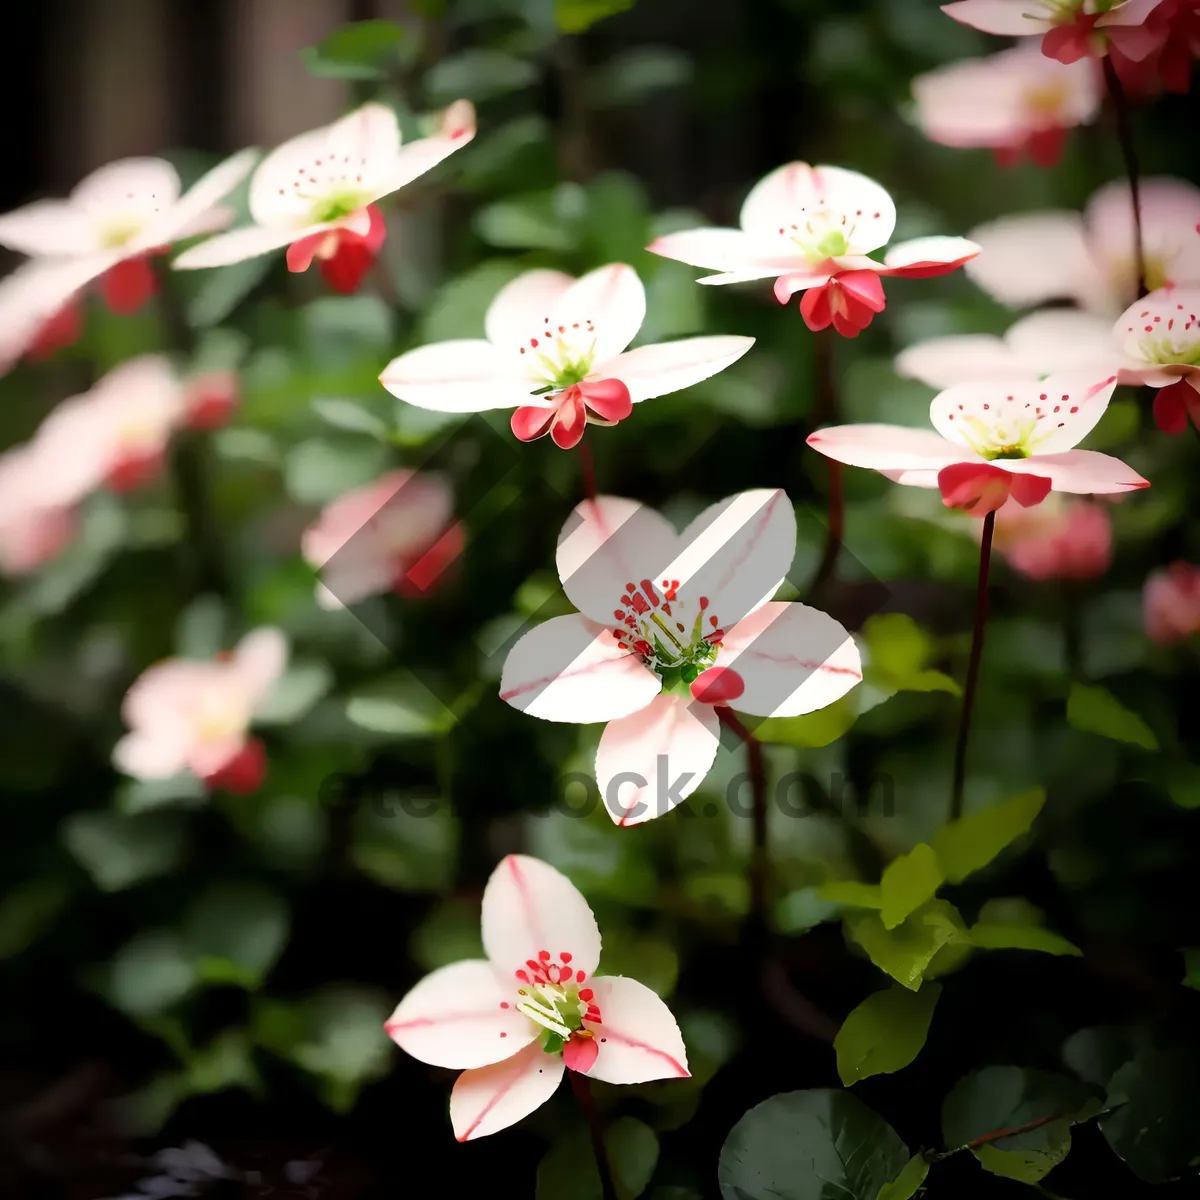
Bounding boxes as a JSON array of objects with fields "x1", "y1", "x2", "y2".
[
  {"x1": 1144, "y1": 561, "x2": 1200, "y2": 643},
  {"x1": 33, "y1": 356, "x2": 187, "y2": 496},
  {"x1": 941, "y1": 0, "x2": 1168, "y2": 66},
  {"x1": 302, "y1": 469, "x2": 463, "y2": 608},
  {"x1": 912, "y1": 43, "x2": 1101, "y2": 167},
  {"x1": 1112, "y1": 285, "x2": 1200, "y2": 433},
  {"x1": 499, "y1": 491, "x2": 861, "y2": 824},
  {"x1": 174, "y1": 101, "x2": 475, "y2": 294},
  {"x1": 989, "y1": 494, "x2": 1113, "y2": 579},
  {"x1": 113, "y1": 628, "x2": 288, "y2": 794},
  {"x1": 965, "y1": 177, "x2": 1200, "y2": 314},
  {"x1": 380, "y1": 265, "x2": 753, "y2": 449},
  {"x1": 386, "y1": 854, "x2": 688, "y2": 1141},
  {"x1": 808, "y1": 372, "x2": 1147, "y2": 516},
  {"x1": 0, "y1": 150, "x2": 256, "y2": 362},
  {"x1": 646, "y1": 163, "x2": 979, "y2": 337},
  {"x1": 895, "y1": 309, "x2": 1144, "y2": 389},
  {"x1": 0, "y1": 446, "x2": 77, "y2": 575},
  {"x1": 183, "y1": 370, "x2": 240, "y2": 430}
]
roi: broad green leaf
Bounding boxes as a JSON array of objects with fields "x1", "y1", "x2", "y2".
[
  {"x1": 299, "y1": 20, "x2": 406, "y2": 80},
  {"x1": 1183, "y1": 948, "x2": 1200, "y2": 990},
  {"x1": 187, "y1": 1028, "x2": 259, "y2": 1095},
  {"x1": 775, "y1": 887, "x2": 842, "y2": 934},
  {"x1": 425, "y1": 48, "x2": 538, "y2": 103},
  {"x1": 303, "y1": 295, "x2": 394, "y2": 367},
  {"x1": 880, "y1": 843, "x2": 943, "y2": 930},
  {"x1": 538, "y1": 1115, "x2": 659, "y2": 1200},
  {"x1": 862, "y1": 613, "x2": 961, "y2": 698},
  {"x1": 174, "y1": 593, "x2": 226, "y2": 658},
  {"x1": 186, "y1": 256, "x2": 272, "y2": 328},
  {"x1": 969, "y1": 923, "x2": 1081, "y2": 957},
  {"x1": 942, "y1": 1066, "x2": 1101, "y2": 1185},
  {"x1": 755, "y1": 690, "x2": 860, "y2": 748},
  {"x1": 846, "y1": 900, "x2": 971, "y2": 991},
  {"x1": 835, "y1": 982, "x2": 942, "y2": 1085},
  {"x1": 1061, "y1": 1024, "x2": 1142, "y2": 1088},
  {"x1": 555, "y1": 0, "x2": 637, "y2": 33},
  {"x1": 284, "y1": 437, "x2": 389, "y2": 506},
  {"x1": 311, "y1": 397, "x2": 390, "y2": 440},
  {"x1": 184, "y1": 883, "x2": 289, "y2": 989},
  {"x1": 718, "y1": 1089, "x2": 911, "y2": 1200},
  {"x1": 418, "y1": 259, "x2": 526, "y2": 342},
  {"x1": 350, "y1": 790, "x2": 457, "y2": 892},
  {"x1": 598, "y1": 935, "x2": 679, "y2": 998},
  {"x1": 1100, "y1": 1045, "x2": 1200, "y2": 1183},
  {"x1": 345, "y1": 674, "x2": 460, "y2": 736},
  {"x1": 1066, "y1": 683, "x2": 1158, "y2": 750},
  {"x1": 930, "y1": 787, "x2": 1045, "y2": 884},
  {"x1": 818, "y1": 881, "x2": 883, "y2": 909},
  {"x1": 63, "y1": 810, "x2": 185, "y2": 892},
  {"x1": 106, "y1": 930, "x2": 196, "y2": 1016},
  {"x1": 255, "y1": 661, "x2": 334, "y2": 725},
  {"x1": 116, "y1": 773, "x2": 207, "y2": 815},
  {"x1": 587, "y1": 46, "x2": 693, "y2": 108},
  {"x1": 409, "y1": 898, "x2": 484, "y2": 972},
  {"x1": 876, "y1": 1154, "x2": 930, "y2": 1200},
  {"x1": 474, "y1": 190, "x2": 580, "y2": 251}
]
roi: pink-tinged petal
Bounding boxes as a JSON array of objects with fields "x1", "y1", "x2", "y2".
[
  {"x1": 316, "y1": 228, "x2": 379, "y2": 295},
  {"x1": 379, "y1": 339, "x2": 533, "y2": 412},
  {"x1": 554, "y1": 264, "x2": 646, "y2": 362},
  {"x1": 800, "y1": 284, "x2": 833, "y2": 332},
  {"x1": 1143, "y1": 562, "x2": 1200, "y2": 645},
  {"x1": 703, "y1": 267, "x2": 814, "y2": 289},
  {"x1": 555, "y1": 496, "x2": 681, "y2": 624},
  {"x1": 385, "y1": 960, "x2": 535, "y2": 1070},
  {"x1": 1005, "y1": 308, "x2": 1132, "y2": 377},
  {"x1": 879, "y1": 236, "x2": 980, "y2": 278},
  {"x1": 173, "y1": 222, "x2": 317, "y2": 269},
  {"x1": 563, "y1": 1035, "x2": 599, "y2": 1073},
  {"x1": 203, "y1": 737, "x2": 267, "y2": 796},
  {"x1": 894, "y1": 334, "x2": 1024, "y2": 389},
  {"x1": 70, "y1": 157, "x2": 182, "y2": 228},
  {"x1": 807, "y1": 424, "x2": 972, "y2": 473},
  {"x1": 1002, "y1": 448, "x2": 1149, "y2": 493},
  {"x1": 717, "y1": 601, "x2": 861, "y2": 719},
  {"x1": 938, "y1": 462, "x2": 1026, "y2": 514},
  {"x1": 511, "y1": 404, "x2": 556, "y2": 442},
  {"x1": 112, "y1": 730, "x2": 191, "y2": 780},
  {"x1": 1115, "y1": 285, "x2": 1200, "y2": 363},
  {"x1": 941, "y1": 0, "x2": 1054, "y2": 34},
  {"x1": 669, "y1": 489, "x2": 795, "y2": 625},
  {"x1": 499, "y1": 614, "x2": 662, "y2": 723},
  {"x1": 481, "y1": 854, "x2": 601, "y2": 980},
  {"x1": 583, "y1": 976, "x2": 689, "y2": 1084},
  {"x1": 485, "y1": 268, "x2": 574, "y2": 349},
  {"x1": 912, "y1": 55, "x2": 1026, "y2": 149},
  {"x1": 648, "y1": 228, "x2": 807, "y2": 276},
  {"x1": 739, "y1": 163, "x2": 896, "y2": 253},
  {"x1": 1097, "y1": 0, "x2": 1168, "y2": 29},
  {"x1": 0, "y1": 200, "x2": 99, "y2": 256},
  {"x1": 690, "y1": 666, "x2": 745, "y2": 704},
  {"x1": 965, "y1": 211, "x2": 1091, "y2": 307},
  {"x1": 597, "y1": 335, "x2": 755, "y2": 404},
  {"x1": 375, "y1": 99, "x2": 477, "y2": 197},
  {"x1": 578, "y1": 378, "x2": 632, "y2": 424},
  {"x1": 450, "y1": 1043, "x2": 564, "y2": 1142},
  {"x1": 102, "y1": 256, "x2": 157, "y2": 315},
  {"x1": 233, "y1": 627, "x2": 288, "y2": 705},
  {"x1": 773, "y1": 269, "x2": 839, "y2": 302},
  {"x1": 550, "y1": 389, "x2": 588, "y2": 449},
  {"x1": 136, "y1": 148, "x2": 258, "y2": 249},
  {"x1": 595, "y1": 693, "x2": 720, "y2": 826},
  {"x1": 1152, "y1": 380, "x2": 1192, "y2": 433}
]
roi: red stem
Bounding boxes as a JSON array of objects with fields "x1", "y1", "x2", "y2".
[{"x1": 717, "y1": 707, "x2": 768, "y2": 928}]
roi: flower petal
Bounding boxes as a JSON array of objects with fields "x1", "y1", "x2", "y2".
[
  {"x1": 112, "y1": 730, "x2": 191, "y2": 780},
  {"x1": 385, "y1": 959, "x2": 535, "y2": 1070},
  {"x1": 940, "y1": 0, "x2": 1054, "y2": 35},
  {"x1": 894, "y1": 334, "x2": 1024, "y2": 389},
  {"x1": 553, "y1": 263, "x2": 646, "y2": 363},
  {"x1": 1002, "y1": 449, "x2": 1149, "y2": 493},
  {"x1": 172, "y1": 222, "x2": 317, "y2": 269},
  {"x1": 595, "y1": 693, "x2": 720, "y2": 826},
  {"x1": 1005, "y1": 308, "x2": 1132, "y2": 376},
  {"x1": 499, "y1": 613, "x2": 662, "y2": 723},
  {"x1": 718, "y1": 601, "x2": 862, "y2": 718},
  {"x1": 879, "y1": 236, "x2": 980, "y2": 278},
  {"x1": 668, "y1": 489, "x2": 796, "y2": 626},
  {"x1": 583, "y1": 976, "x2": 689, "y2": 1083},
  {"x1": 1114, "y1": 285, "x2": 1200, "y2": 365},
  {"x1": 70, "y1": 157, "x2": 182, "y2": 229},
  {"x1": 0, "y1": 201, "x2": 99, "y2": 256},
  {"x1": 450, "y1": 1042, "x2": 564, "y2": 1142},
  {"x1": 233, "y1": 627, "x2": 288, "y2": 705},
  {"x1": 597, "y1": 335, "x2": 755, "y2": 403},
  {"x1": 965, "y1": 211, "x2": 1091, "y2": 307},
  {"x1": 137, "y1": 148, "x2": 258, "y2": 249},
  {"x1": 807, "y1": 424, "x2": 974, "y2": 474},
  {"x1": 485, "y1": 268, "x2": 574, "y2": 348},
  {"x1": 481, "y1": 854, "x2": 601, "y2": 980},
  {"x1": 647, "y1": 227, "x2": 804, "y2": 274},
  {"x1": 379, "y1": 339, "x2": 533, "y2": 412},
  {"x1": 555, "y1": 496, "x2": 681, "y2": 624},
  {"x1": 375, "y1": 100, "x2": 477, "y2": 197},
  {"x1": 739, "y1": 163, "x2": 896, "y2": 253}
]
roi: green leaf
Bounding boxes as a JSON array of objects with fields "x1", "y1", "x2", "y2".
[
  {"x1": 598, "y1": 935, "x2": 679, "y2": 998},
  {"x1": 835, "y1": 982, "x2": 942, "y2": 1085},
  {"x1": 880, "y1": 843, "x2": 943, "y2": 930},
  {"x1": 410, "y1": 898, "x2": 484, "y2": 972},
  {"x1": 312, "y1": 397, "x2": 390, "y2": 440},
  {"x1": 300, "y1": 20, "x2": 406, "y2": 80},
  {"x1": 969, "y1": 923, "x2": 1081, "y2": 957},
  {"x1": 862, "y1": 613, "x2": 960, "y2": 698},
  {"x1": 184, "y1": 883, "x2": 289, "y2": 989},
  {"x1": 538, "y1": 1115, "x2": 659, "y2": 1200},
  {"x1": 174, "y1": 593, "x2": 227, "y2": 658},
  {"x1": 187, "y1": 1028, "x2": 259, "y2": 1095},
  {"x1": 350, "y1": 790, "x2": 457, "y2": 892},
  {"x1": 284, "y1": 437, "x2": 389, "y2": 506},
  {"x1": 474, "y1": 188, "x2": 583, "y2": 251},
  {"x1": 105, "y1": 930, "x2": 196, "y2": 1016},
  {"x1": 754, "y1": 690, "x2": 860, "y2": 748},
  {"x1": 718, "y1": 1089, "x2": 911, "y2": 1200},
  {"x1": 345, "y1": 674, "x2": 461, "y2": 736},
  {"x1": 876, "y1": 1154, "x2": 930, "y2": 1200},
  {"x1": 1061, "y1": 1025, "x2": 1141, "y2": 1089},
  {"x1": 425, "y1": 48, "x2": 538, "y2": 104},
  {"x1": 63, "y1": 810, "x2": 185, "y2": 892},
  {"x1": 1100, "y1": 1044, "x2": 1200, "y2": 1183},
  {"x1": 254, "y1": 660, "x2": 334, "y2": 725},
  {"x1": 418, "y1": 259, "x2": 526, "y2": 343},
  {"x1": 116, "y1": 773, "x2": 207, "y2": 815},
  {"x1": 930, "y1": 787, "x2": 1046, "y2": 884},
  {"x1": 1182, "y1": 948, "x2": 1200, "y2": 990},
  {"x1": 1067, "y1": 683, "x2": 1158, "y2": 750},
  {"x1": 818, "y1": 881, "x2": 883, "y2": 909},
  {"x1": 555, "y1": 0, "x2": 636, "y2": 33},
  {"x1": 186, "y1": 256, "x2": 273, "y2": 328},
  {"x1": 846, "y1": 899, "x2": 971, "y2": 991},
  {"x1": 303, "y1": 295, "x2": 395, "y2": 367},
  {"x1": 942, "y1": 1066, "x2": 1101, "y2": 1185}
]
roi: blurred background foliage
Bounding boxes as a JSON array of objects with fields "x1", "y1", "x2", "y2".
[{"x1": 1, "y1": 0, "x2": 1198, "y2": 1197}]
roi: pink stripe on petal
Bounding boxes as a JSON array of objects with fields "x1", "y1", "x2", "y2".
[{"x1": 451, "y1": 1043, "x2": 565, "y2": 1141}]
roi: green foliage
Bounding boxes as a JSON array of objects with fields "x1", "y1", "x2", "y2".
[
  {"x1": 538, "y1": 1116, "x2": 659, "y2": 1200},
  {"x1": 834, "y1": 982, "x2": 941, "y2": 1085},
  {"x1": 930, "y1": 788, "x2": 1046, "y2": 884},
  {"x1": 299, "y1": 20, "x2": 407, "y2": 81},
  {"x1": 879, "y1": 843, "x2": 943, "y2": 930},
  {"x1": 875, "y1": 1155, "x2": 929, "y2": 1200},
  {"x1": 845, "y1": 899, "x2": 971, "y2": 991},
  {"x1": 555, "y1": 0, "x2": 636, "y2": 34},
  {"x1": 1066, "y1": 683, "x2": 1159, "y2": 750}
]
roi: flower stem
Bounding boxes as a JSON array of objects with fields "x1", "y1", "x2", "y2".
[
  {"x1": 805, "y1": 329, "x2": 843, "y2": 602},
  {"x1": 926, "y1": 1112, "x2": 1064, "y2": 1163},
  {"x1": 568, "y1": 1071, "x2": 617, "y2": 1200},
  {"x1": 1102, "y1": 55, "x2": 1147, "y2": 300},
  {"x1": 950, "y1": 509, "x2": 995, "y2": 821},
  {"x1": 578, "y1": 438, "x2": 597, "y2": 502},
  {"x1": 717, "y1": 707, "x2": 769, "y2": 929}
]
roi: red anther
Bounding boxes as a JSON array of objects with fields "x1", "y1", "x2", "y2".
[
  {"x1": 538, "y1": 950, "x2": 551, "y2": 961},
  {"x1": 699, "y1": 596, "x2": 709, "y2": 608},
  {"x1": 629, "y1": 593, "x2": 650, "y2": 614},
  {"x1": 578, "y1": 988, "x2": 594, "y2": 1001},
  {"x1": 560, "y1": 952, "x2": 572, "y2": 963},
  {"x1": 640, "y1": 579, "x2": 660, "y2": 606},
  {"x1": 500, "y1": 1002, "x2": 510, "y2": 1009},
  {"x1": 575, "y1": 970, "x2": 586, "y2": 983},
  {"x1": 516, "y1": 970, "x2": 530, "y2": 983},
  {"x1": 709, "y1": 615, "x2": 718, "y2": 627}
]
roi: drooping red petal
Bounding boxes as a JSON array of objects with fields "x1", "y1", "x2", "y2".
[
  {"x1": 363, "y1": 203, "x2": 388, "y2": 254},
  {"x1": 563, "y1": 1035, "x2": 600, "y2": 1074},
  {"x1": 689, "y1": 666, "x2": 745, "y2": 705},
  {"x1": 396, "y1": 520, "x2": 465, "y2": 598},
  {"x1": 837, "y1": 270, "x2": 887, "y2": 313},
  {"x1": 578, "y1": 377, "x2": 632, "y2": 425},
  {"x1": 26, "y1": 299, "x2": 83, "y2": 361},
  {"x1": 286, "y1": 233, "x2": 326, "y2": 274},
  {"x1": 510, "y1": 404, "x2": 556, "y2": 442},
  {"x1": 550, "y1": 388, "x2": 588, "y2": 450},
  {"x1": 799, "y1": 284, "x2": 833, "y2": 332},
  {"x1": 102, "y1": 256, "x2": 158, "y2": 315},
  {"x1": 993, "y1": 144, "x2": 1023, "y2": 170},
  {"x1": 1027, "y1": 126, "x2": 1068, "y2": 169},
  {"x1": 1008, "y1": 472, "x2": 1053, "y2": 508},
  {"x1": 319, "y1": 236, "x2": 376, "y2": 295},
  {"x1": 106, "y1": 449, "x2": 165, "y2": 493},
  {"x1": 184, "y1": 372, "x2": 239, "y2": 430},
  {"x1": 1153, "y1": 379, "x2": 1192, "y2": 434},
  {"x1": 204, "y1": 737, "x2": 267, "y2": 795},
  {"x1": 1041, "y1": 17, "x2": 1099, "y2": 65},
  {"x1": 937, "y1": 462, "x2": 1015, "y2": 515}
]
